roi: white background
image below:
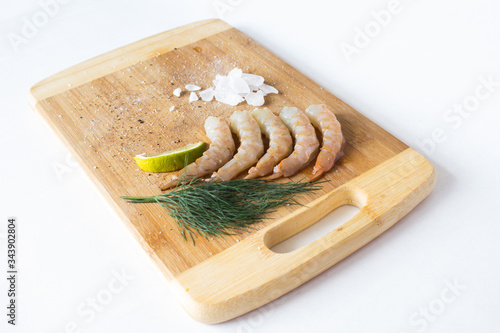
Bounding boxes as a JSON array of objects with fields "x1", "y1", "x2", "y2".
[{"x1": 1, "y1": 0, "x2": 500, "y2": 332}]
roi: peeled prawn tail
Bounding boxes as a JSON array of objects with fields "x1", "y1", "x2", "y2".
[
  {"x1": 161, "y1": 175, "x2": 182, "y2": 190},
  {"x1": 161, "y1": 180, "x2": 177, "y2": 191},
  {"x1": 244, "y1": 168, "x2": 260, "y2": 179},
  {"x1": 308, "y1": 168, "x2": 325, "y2": 183},
  {"x1": 161, "y1": 174, "x2": 198, "y2": 190},
  {"x1": 309, "y1": 137, "x2": 345, "y2": 183},
  {"x1": 208, "y1": 172, "x2": 225, "y2": 183},
  {"x1": 264, "y1": 171, "x2": 283, "y2": 180}
]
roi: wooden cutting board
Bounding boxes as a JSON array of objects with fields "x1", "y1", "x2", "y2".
[{"x1": 29, "y1": 19, "x2": 436, "y2": 323}]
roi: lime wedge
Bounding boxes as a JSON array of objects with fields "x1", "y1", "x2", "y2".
[{"x1": 133, "y1": 142, "x2": 206, "y2": 173}]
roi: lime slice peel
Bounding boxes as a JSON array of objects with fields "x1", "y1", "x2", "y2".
[{"x1": 133, "y1": 141, "x2": 206, "y2": 173}]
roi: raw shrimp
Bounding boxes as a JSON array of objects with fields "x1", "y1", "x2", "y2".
[
  {"x1": 161, "y1": 117, "x2": 235, "y2": 190},
  {"x1": 212, "y1": 111, "x2": 264, "y2": 181},
  {"x1": 245, "y1": 108, "x2": 293, "y2": 179},
  {"x1": 304, "y1": 104, "x2": 344, "y2": 182},
  {"x1": 267, "y1": 107, "x2": 319, "y2": 179}
]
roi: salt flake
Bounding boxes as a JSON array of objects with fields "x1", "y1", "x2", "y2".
[
  {"x1": 228, "y1": 67, "x2": 242, "y2": 79},
  {"x1": 259, "y1": 84, "x2": 279, "y2": 94},
  {"x1": 199, "y1": 88, "x2": 215, "y2": 102},
  {"x1": 242, "y1": 73, "x2": 265, "y2": 87},
  {"x1": 244, "y1": 90, "x2": 265, "y2": 106},
  {"x1": 185, "y1": 84, "x2": 201, "y2": 91},
  {"x1": 189, "y1": 92, "x2": 199, "y2": 103},
  {"x1": 230, "y1": 77, "x2": 250, "y2": 95},
  {"x1": 215, "y1": 90, "x2": 244, "y2": 106}
]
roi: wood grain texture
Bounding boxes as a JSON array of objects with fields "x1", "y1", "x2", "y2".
[
  {"x1": 171, "y1": 148, "x2": 436, "y2": 323},
  {"x1": 29, "y1": 19, "x2": 435, "y2": 323}
]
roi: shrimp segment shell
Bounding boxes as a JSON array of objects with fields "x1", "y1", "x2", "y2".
[
  {"x1": 269, "y1": 107, "x2": 320, "y2": 179},
  {"x1": 212, "y1": 111, "x2": 264, "y2": 181},
  {"x1": 304, "y1": 104, "x2": 344, "y2": 181},
  {"x1": 246, "y1": 108, "x2": 293, "y2": 179}
]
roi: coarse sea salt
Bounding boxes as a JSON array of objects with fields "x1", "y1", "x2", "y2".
[
  {"x1": 259, "y1": 83, "x2": 279, "y2": 95},
  {"x1": 199, "y1": 88, "x2": 215, "y2": 101},
  {"x1": 215, "y1": 90, "x2": 244, "y2": 106},
  {"x1": 173, "y1": 88, "x2": 182, "y2": 97},
  {"x1": 187, "y1": 67, "x2": 278, "y2": 107},
  {"x1": 185, "y1": 84, "x2": 201, "y2": 91},
  {"x1": 245, "y1": 90, "x2": 265, "y2": 106},
  {"x1": 189, "y1": 92, "x2": 199, "y2": 103},
  {"x1": 241, "y1": 73, "x2": 265, "y2": 87}
]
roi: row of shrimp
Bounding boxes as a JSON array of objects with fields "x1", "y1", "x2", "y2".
[{"x1": 162, "y1": 105, "x2": 344, "y2": 190}]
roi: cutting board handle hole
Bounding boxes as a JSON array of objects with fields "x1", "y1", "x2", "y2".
[{"x1": 268, "y1": 204, "x2": 360, "y2": 254}]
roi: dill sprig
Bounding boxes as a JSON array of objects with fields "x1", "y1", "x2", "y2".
[{"x1": 121, "y1": 178, "x2": 322, "y2": 243}]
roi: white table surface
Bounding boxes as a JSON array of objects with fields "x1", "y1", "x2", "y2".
[{"x1": 1, "y1": 0, "x2": 500, "y2": 332}]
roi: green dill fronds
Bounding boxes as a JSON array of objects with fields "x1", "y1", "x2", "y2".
[{"x1": 121, "y1": 178, "x2": 322, "y2": 242}]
